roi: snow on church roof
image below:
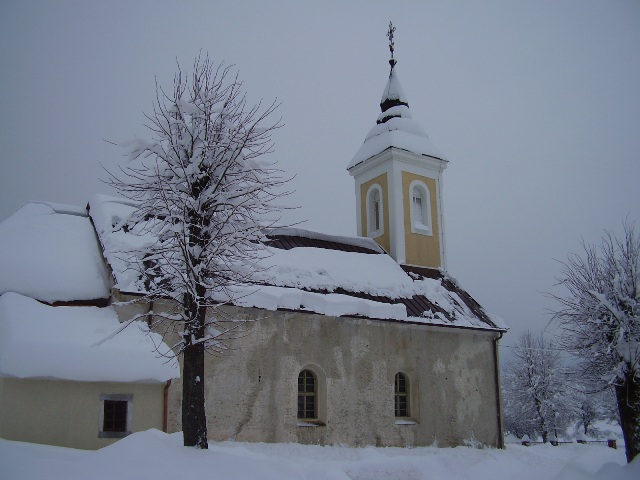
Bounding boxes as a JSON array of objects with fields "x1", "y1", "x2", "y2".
[
  {"x1": 216, "y1": 245, "x2": 504, "y2": 330},
  {"x1": 89, "y1": 195, "x2": 504, "y2": 331},
  {"x1": 0, "y1": 202, "x2": 110, "y2": 303},
  {"x1": 347, "y1": 64, "x2": 446, "y2": 170},
  {"x1": 0, "y1": 292, "x2": 179, "y2": 382}
]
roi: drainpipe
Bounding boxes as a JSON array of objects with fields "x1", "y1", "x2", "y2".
[
  {"x1": 163, "y1": 379, "x2": 172, "y2": 433},
  {"x1": 493, "y1": 331, "x2": 505, "y2": 449}
]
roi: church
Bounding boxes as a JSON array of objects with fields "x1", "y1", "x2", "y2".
[{"x1": 0, "y1": 29, "x2": 506, "y2": 449}]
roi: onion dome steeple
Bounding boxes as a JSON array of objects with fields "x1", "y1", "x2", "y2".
[
  {"x1": 379, "y1": 22, "x2": 409, "y2": 123},
  {"x1": 347, "y1": 23, "x2": 445, "y2": 170}
]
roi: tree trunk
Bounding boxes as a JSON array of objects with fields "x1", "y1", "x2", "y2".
[
  {"x1": 615, "y1": 371, "x2": 640, "y2": 463},
  {"x1": 182, "y1": 340, "x2": 208, "y2": 448},
  {"x1": 181, "y1": 295, "x2": 208, "y2": 449}
]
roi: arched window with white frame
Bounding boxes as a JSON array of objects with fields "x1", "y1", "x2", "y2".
[
  {"x1": 366, "y1": 184, "x2": 384, "y2": 238},
  {"x1": 409, "y1": 180, "x2": 432, "y2": 236}
]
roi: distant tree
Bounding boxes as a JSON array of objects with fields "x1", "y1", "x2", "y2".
[
  {"x1": 107, "y1": 54, "x2": 289, "y2": 448},
  {"x1": 550, "y1": 222, "x2": 639, "y2": 462},
  {"x1": 571, "y1": 386, "x2": 618, "y2": 439},
  {"x1": 502, "y1": 390, "x2": 537, "y2": 440},
  {"x1": 575, "y1": 392, "x2": 600, "y2": 437},
  {"x1": 502, "y1": 331, "x2": 575, "y2": 442}
]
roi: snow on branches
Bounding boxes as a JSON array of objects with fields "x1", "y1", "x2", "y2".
[
  {"x1": 502, "y1": 331, "x2": 573, "y2": 442},
  {"x1": 107, "y1": 55, "x2": 290, "y2": 352},
  {"x1": 550, "y1": 221, "x2": 640, "y2": 462},
  {"x1": 106, "y1": 54, "x2": 290, "y2": 448},
  {"x1": 551, "y1": 222, "x2": 640, "y2": 387}
]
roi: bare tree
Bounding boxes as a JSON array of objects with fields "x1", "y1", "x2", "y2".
[
  {"x1": 550, "y1": 222, "x2": 640, "y2": 462},
  {"x1": 107, "y1": 54, "x2": 289, "y2": 448},
  {"x1": 573, "y1": 386, "x2": 618, "y2": 438},
  {"x1": 502, "y1": 331, "x2": 574, "y2": 442}
]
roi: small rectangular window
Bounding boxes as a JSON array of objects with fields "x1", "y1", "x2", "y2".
[
  {"x1": 103, "y1": 400, "x2": 128, "y2": 432},
  {"x1": 99, "y1": 394, "x2": 132, "y2": 438}
]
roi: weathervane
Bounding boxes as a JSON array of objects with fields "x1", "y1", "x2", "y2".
[{"x1": 387, "y1": 21, "x2": 397, "y2": 68}]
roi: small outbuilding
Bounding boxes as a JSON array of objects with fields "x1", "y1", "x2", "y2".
[{"x1": 0, "y1": 204, "x2": 178, "y2": 450}]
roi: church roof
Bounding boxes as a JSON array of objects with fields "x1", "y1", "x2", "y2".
[
  {"x1": 89, "y1": 195, "x2": 504, "y2": 332},
  {"x1": 347, "y1": 42, "x2": 446, "y2": 170},
  {"x1": 265, "y1": 227, "x2": 384, "y2": 254}
]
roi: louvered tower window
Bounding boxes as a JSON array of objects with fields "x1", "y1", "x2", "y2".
[
  {"x1": 409, "y1": 181, "x2": 432, "y2": 235},
  {"x1": 366, "y1": 184, "x2": 384, "y2": 237}
]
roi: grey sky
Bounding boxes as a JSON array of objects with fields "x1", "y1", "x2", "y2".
[{"x1": 1, "y1": 1, "x2": 639, "y2": 350}]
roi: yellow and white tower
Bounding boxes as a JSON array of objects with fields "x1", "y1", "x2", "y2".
[{"x1": 347, "y1": 24, "x2": 448, "y2": 270}]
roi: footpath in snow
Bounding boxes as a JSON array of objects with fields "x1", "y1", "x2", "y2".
[{"x1": 1, "y1": 429, "x2": 638, "y2": 480}]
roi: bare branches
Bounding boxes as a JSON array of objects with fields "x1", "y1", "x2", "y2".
[
  {"x1": 503, "y1": 331, "x2": 574, "y2": 442},
  {"x1": 106, "y1": 53, "x2": 293, "y2": 343},
  {"x1": 549, "y1": 222, "x2": 640, "y2": 387},
  {"x1": 548, "y1": 221, "x2": 640, "y2": 462},
  {"x1": 106, "y1": 54, "x2": 292, "y2": 448}
]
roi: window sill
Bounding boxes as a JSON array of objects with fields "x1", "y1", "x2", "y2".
[
  {"x1": 99, "y1": 430, "x2": 131, "y2": 439},
  {"x1": 369, "y1": 229, "x2": 384, "y2": 239},
  {"x1": 411, "y1": 225, "x2": 432, "y2": 236},
  {"x1": 297, "y1": 421, "x2": 325, "y2": 427},
  {"x1": 394, "y1": 419, "x2": 417, "y2": 426}
]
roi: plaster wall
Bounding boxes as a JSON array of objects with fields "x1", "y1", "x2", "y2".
[
  {"x1": 0, "y1": 378, "x2": 165, "y2": 450},
  {"x1": 155, "y1": 305, "x2": 502, "y2": 448}
]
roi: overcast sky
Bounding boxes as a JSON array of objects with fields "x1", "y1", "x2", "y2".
[{"x1": 1, "y1": 1, "x2": 639, "y2": 352}]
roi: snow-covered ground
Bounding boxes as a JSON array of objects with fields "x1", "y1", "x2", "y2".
[{"x1": 1, "y1": 429, "x2": 637, "y2": 480}]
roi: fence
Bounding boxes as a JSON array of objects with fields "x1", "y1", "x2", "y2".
[{"x1": 521, "y1": 439, "x2": 617, "y2": 449}]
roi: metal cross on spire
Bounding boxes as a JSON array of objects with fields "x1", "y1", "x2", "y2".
[{"x1": 387, "y1": 21, "x2": 397, "y2": 68}]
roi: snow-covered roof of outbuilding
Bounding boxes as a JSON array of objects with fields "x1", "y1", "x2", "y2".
[
  {"x1": 347, "y1": 62, "x2": 446, "y2": 170},
  {"x1": 0, "y1": 202, "x2": 110, "y2": 303},
  {"x1": 89, "y1": 195, "x2": 505, "y2": 332},
  {"x1": 88, "y1": 194, "x2": 148, "y2": 294},
  {"x1": 0, "y1": 292, "x2": 179, "y2": 382}
]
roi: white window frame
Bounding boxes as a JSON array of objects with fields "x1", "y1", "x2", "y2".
[
  {"x1": 409, "y1": 180, "x2": 432, "y2": 236},
  {"x1": 98, "y1": 393, "x2": 133, "y2": 439},
  {"x1": 366, "y1": 184, "x2": 384, "y2": 238}
]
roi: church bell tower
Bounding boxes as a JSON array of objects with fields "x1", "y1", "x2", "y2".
[{"x1": 347, "y1": 23, "x2": 449, "y2": 270}]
